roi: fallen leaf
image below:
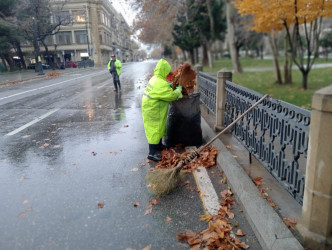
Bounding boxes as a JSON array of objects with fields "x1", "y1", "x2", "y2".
[
  {"x1": 166, "y1": 216, "x2": 172, "y2": 223},
  {"x1": 144, "y1": 207, "x2": 152, "y2": 215},
  {"x1": 200, "y1": 214, "x2": 212, "y2": 222},
  {"x1": 253, "y1": 177, "x2": 263, "y2": 186},
  {"x1": 18, "y1": 206, "x2": 32, "y2": 219},
  {"x1": 283, "y1": 217, "x2": 297, "y2": 229},
  {"x1": 124, "y1": 125, "x2": 129, "y2": 127},
  {"x1": 227, "y1": 211, "x2": 234, "y2": 219},
  {"x1": 141, "y1": 162, "x2": 146, "y2": 166},
  {"x1": 97, "y1": 203, "x2": 104, "y2": 208},
  {"x1": 22, "y1": 199, "x2": 29, "y2": 205},
  {"x1": 219, "y1": 177, "x2": 227, "y2": 184},
  {"x1": 236, "y1": 229, "x2": 245, "y2": 236},
  {"x1": 142, "y1": 245, "x2": 151, "y2": 250},
  {"x1": 133, "y1": 202, "x2": 140, "y2": 207},
  {"x1": 226, "y1": 145, "x2": 231, "y2": 150},
  {"x1": 131, "y1": 168, "x2": 139, "y2": 172}
]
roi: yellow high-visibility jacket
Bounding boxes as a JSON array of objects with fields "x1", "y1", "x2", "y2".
[
  {"x1": 141, "y1": 59, "x2": 182, "y2": 144},
  {"x1": 107, "y1": 59, "x2": 122, "y2": 76}
]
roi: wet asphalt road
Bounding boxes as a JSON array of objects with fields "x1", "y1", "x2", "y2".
[{"x1": 0, "y1": 61, "x2": 261, "y2": 250}]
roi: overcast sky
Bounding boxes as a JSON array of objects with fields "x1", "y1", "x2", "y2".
[{"x1": 109, "y1": 0, "x2": 136, "y2": 26}]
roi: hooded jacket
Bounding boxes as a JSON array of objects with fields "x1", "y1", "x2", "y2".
[
  {"x1": 141, "y1": 59, "x2": 182, "y2": 144},
  {"x1": 107, "y1": 58, "x2": 122, "y2": 76}
]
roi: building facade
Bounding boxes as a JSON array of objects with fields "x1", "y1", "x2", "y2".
[{"x1": 22, "y1": 0, "x2": 134, "y2": 66}]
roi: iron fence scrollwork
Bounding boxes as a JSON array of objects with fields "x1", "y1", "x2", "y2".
[{"x1": 224, "y1": 80, "x2": 310, "y2": 204}]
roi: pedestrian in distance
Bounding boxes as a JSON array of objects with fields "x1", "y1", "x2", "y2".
[
  {"x1": 141, "y1": 59, "x2": 183, "y2": 162},
  {"x1": 107, "y1": 54, "x2": 122, "y2": 92}
]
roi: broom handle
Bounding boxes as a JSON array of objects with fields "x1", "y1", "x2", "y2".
[{"x1": 197, "y1": 94, "x2": 269, "y2": 153}]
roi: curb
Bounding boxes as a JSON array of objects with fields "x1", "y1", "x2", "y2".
[{"x1": 200, "y1": 117, "x2": 304, "y2": 250}]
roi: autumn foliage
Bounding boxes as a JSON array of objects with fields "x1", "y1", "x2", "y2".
[
  {"x1": 177, "y1": 187, "x2": 249, "y2": 249},
  {"x1": 150, "y1": 146, "x2": 219, "y2": 172},
  {"x1": 169, "y1": 63, "x2": 197, "y2": 98}
]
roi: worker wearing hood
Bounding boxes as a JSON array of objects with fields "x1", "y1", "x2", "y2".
[{"x1": 142, "y1": 59, "x2": 183, "y2": 162}]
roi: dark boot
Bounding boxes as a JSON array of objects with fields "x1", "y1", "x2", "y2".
[{"x1": 148, "y1": 144, "x2": 161, "y2": 162}]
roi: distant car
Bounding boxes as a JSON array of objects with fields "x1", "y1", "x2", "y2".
[{"x1": 27, "y1": 63, "x2": 50, "y2": 70}]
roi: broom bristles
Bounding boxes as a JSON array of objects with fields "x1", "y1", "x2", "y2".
[{"x1": 146, "y1": 165, "x2": 184, "y2": 196}]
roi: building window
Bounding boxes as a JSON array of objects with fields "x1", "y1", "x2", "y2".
[
  {"x1": 45, "y1": 35, "x2": 54, "y2": 45},
  {"x1": 99, "y1": 31, "x2": 103, "y2": 44},
  {"x1": 56, "y1": 31, "x2": 72, "y2": 45},
  {"x1": 75, "y1": 30, "x2": 88, "y2": 44},
  {"x1": 53, "y1": 11, "x2": 70, "y2": 24},
  {"x1": 72, "y1": 10, "x2": 86, "y2": 23}
]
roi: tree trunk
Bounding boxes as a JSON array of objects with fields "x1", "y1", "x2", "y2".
[
  {"x1": 189, "y1": 49, "x2": 195, "y2": 65},
  {"x1": 207, "y1": 42, "x2": 213, "y2": 68},
  {"x1": 195, "y1": 47, "x2": 199, "y2": 65},
  {"x1": 14, "y1": 42, "x2": 26, "y2": 69},
  {"x1": 226, "y1": 2, "x2": 243, "y2": 73},
  {"x1": 202, "y1": 44, "x2": 209, "y2": 66},
  {"x1": 301, "y1": 70, "x2": 308, "y2": 90},
  {"x1": 4, "y1": 53, "x2": 15, "y2": 72},
  {"x1": 284, "y1": 34, "x2": 292, "y2": 84},
  {"x1": 268, "y1": 32, "x2": 282, "y2": 84},
  {"x1": 1, "y1": 55, "x2": 8, "y2": 71}
]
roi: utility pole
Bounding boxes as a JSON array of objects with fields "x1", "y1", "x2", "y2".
[{"x1": 30, "y1": 0, "x2": 44, "y2": 75}]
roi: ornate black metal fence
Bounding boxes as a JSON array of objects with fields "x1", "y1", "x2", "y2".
[
  {"x1": 199, "y1": 72, "x2": 310, "y2": 204},
  {"x1": 198, "y1": 72, "x2": 216, "y2": 114}
]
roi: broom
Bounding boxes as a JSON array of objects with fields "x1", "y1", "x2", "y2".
[{"x1": 146, "y1": 94, "x2": 269, "y2": 196}]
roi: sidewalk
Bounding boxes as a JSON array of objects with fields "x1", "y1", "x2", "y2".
[{"x1": 200, "y1": 104, "x2": 304, "y2": 249}]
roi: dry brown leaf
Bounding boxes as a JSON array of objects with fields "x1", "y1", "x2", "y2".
[
  {"x1": 166, "y1": 216, "x2": 172, "y2": 223},
  {"x1": 133, "y1": 202, "x2": 140, "y2": 207},
  {"x1": 236, "y1": 229, "x2": 245, "y2": 236},
  {"x1": 97, "y1": 203, "x2": 104, "y2": 208},
  {"x1": 144, "y1": 207, "x2": 152, "y2": 215},
  {"x1": 142, "y1": 245, "x2": 152, "y2": 250},
  {"x1": 253, "y1": 177, "x2": 263, "y2": 186},
  {"x1": 283, "y1": 217, "x2": 297, "y2": 229}
]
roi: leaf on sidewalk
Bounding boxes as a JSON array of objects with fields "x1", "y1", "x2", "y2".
[
  {"x1": 133, "y1": 202, "x2": 140, "y2": 207},
  {"x1": 97, "y1": 202, "x2": 104, "y2": 208},
  {"x1": 166, "y1": 216, "x2": 172, "y2": 223},
  {"x1": 236, "y1": 229, "x2": 245, "y2": 236},
  {"x1": 283, "y1": 217, "x2": 297, "y2": 229}
]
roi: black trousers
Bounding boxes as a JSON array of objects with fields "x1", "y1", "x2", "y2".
[{"x1": 111, "y1": 72, "x2": 121, "y2": 89}]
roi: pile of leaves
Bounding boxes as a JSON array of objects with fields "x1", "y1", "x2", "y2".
[
  {"x1": 169, "y1": 63, "x2": 197, "y2": 98},
  {"x1": 47, "y1": 72, "x2": 61, "y2": 77},
  {"x1": 151, "y1": 146, "x2": 219, "y2": 172},
  {"x1": 177, "y1": 187, "x2": 249, "y2": 249}
]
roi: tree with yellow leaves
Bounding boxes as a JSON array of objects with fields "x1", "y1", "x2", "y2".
[{"x1": 234, "y1": 0, "x2": 332, "y2": 89}]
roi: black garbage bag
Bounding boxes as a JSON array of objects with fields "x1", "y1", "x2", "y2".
[{"x1": 165, "y1": 93, "x2": 202, "y2": 147}]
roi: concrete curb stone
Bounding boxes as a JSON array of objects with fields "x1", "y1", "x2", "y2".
[{"x1": 200, "y1": 117, "x2": 304, "y2": 250}]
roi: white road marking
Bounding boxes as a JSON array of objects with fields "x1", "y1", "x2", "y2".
[
  {"x1": 97, "y1": 83, "x2": 109, "y2": 89},
  {"x1": 0, "y1": 71, "x2": 103, "y2": 101},
  {"x1": 193, "y1": 166, "x2": 222, "y2": 215},
  {"x1": 5, "y1": 108, "x2": 60, "y2": 136}
]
